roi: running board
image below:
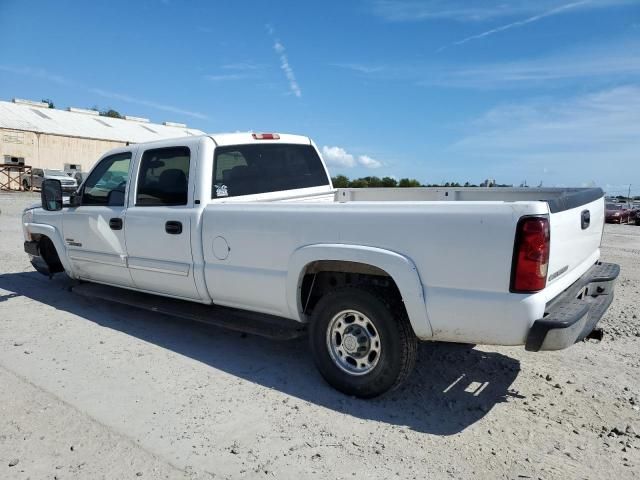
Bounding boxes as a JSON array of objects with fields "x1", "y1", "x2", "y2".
[{"x1": 71, "y1": 282, "x2": 307, "y2": 341}]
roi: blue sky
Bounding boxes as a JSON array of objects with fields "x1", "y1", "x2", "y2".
[{"x1": 1, "y1": 0, "x2": 639, "y2": 193}]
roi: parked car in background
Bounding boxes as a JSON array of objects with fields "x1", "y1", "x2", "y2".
[
  {"x1": 71, "y1": 170, "x2": 86, "y2": 185},
  {"x1": 64, "y1": 163, "x2": 86, "y2": 185},
  {"x1": 605, "y1": 203, "x2": 631, "y2": 224},
  {"x1": 633, "y1": 204, "x2": 640, "y2": 225},
  {"x1": 22, "y1": 168, "x2": 78, "y2": 192},
  {"x1": 630, "y1": 203, "x2": 640, "y2": 223}
]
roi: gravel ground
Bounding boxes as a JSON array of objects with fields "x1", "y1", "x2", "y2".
[{"x1": 0, "y1": 192, "x2": 639, "y2": 479}]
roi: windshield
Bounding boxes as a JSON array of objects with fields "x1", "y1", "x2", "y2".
[
  {"x1": 44, "y1": 169, "x2": 66, "y2": 176},
  {"x1": 212, "y1": 143, "x2": 329, "y2": 198},
  {"x1": 606, "y1": 204, "x2": 621, "y2": 210}
]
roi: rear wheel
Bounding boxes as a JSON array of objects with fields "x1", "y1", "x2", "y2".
[
  {"x1": 22, "y1": 179, "x2": 30, "y2": 191},
  {"x1": 309, "y1": 287, "x2": 417, "y2": 398}
]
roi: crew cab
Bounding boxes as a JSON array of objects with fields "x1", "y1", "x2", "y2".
[{"x1": 22, "y1": 133, "x2": 619, "y2": 397}]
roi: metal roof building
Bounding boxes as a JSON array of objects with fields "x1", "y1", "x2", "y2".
[{"x1": 0, "y1": 98, "x2": 204, "y2": 174}]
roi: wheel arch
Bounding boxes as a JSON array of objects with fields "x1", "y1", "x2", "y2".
[
  {"x1": 27, "y1": 223, "x2": 75, "y2": 277},
  {"x1": 286, "y1": 244, "x2": 432, "y2": 338}
]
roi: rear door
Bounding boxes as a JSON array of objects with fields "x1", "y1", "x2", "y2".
[{"x1": 124, "y1": 142, "x2": 201, "y2": 300}]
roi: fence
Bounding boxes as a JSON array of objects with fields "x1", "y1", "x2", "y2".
[{"x1": 0, "y1": 165, "x2": 32, "y2": 191}]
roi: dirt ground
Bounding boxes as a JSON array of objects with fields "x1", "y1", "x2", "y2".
[{"x1": 1, "y1": 191, "x2": 639, "y2": 480}]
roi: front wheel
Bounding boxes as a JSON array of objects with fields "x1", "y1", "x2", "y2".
[{"x1": 309, "y1": 287, "x2": 417, "y2": 398}]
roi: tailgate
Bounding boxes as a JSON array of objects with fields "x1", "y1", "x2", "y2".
[{"x1": 546, "y1": 193, "x2": 605, "y2": 288}]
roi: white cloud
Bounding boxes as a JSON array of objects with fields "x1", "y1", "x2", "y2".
[
  {"x1": 322, "y1": 146, "x2": 355, "y2": 167},
  {"x1": 370, "y1": 0, "x2": 634, "y2": 22},
  {"x1": 90, "y1": 88, "x2": 208, "y2": 120},
  {"x1": 322, "y1": 146, "x2": 383, "y2": 169},
  {"x1": 0, "y1": 64, "x2": 207, "y2": 120},
  {"x1": 424, "y1": 42, "x2": 640, "y2": 88},
  {"x1": 335, "y1": 40, "x2": 640, "y2": 89},
  {"x1": 441, "y1": 1, "x2": 588, "y2": 50},
  {"x1": 221, "y1": 62, "x2": 261, "y2": 71},
  {"x1": 450, "y1": 85, "x2": 640, "y2": 184},
  {"x1": 266, "y1": 26, "x2": 302, "y2": 98},
  {"x1": 274, "y1": 42, "x2": 301, "y2": 97},
  {"x1": 204, "y1": 73, "x2": 250, "y2": 81},
  {"x1": 330, "y1": 63, "x2": 385, "y2": 74},
  {"x1": 0, "y1": 65, "x2": 75, "y2": 87},
  {"x1": 358, "y1": 155, "x2": 383, "y2": 169}
]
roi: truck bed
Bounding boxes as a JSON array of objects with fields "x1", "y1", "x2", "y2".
[
  {"x1": 269, "y1": 187, "x2": 604, "y2": 215},
  {"x1": 334, "y1": 187, "x2": 603, "y2": 212},
  {"x1": 203, "y1": 186, "x2": 604, "y2": 345}
]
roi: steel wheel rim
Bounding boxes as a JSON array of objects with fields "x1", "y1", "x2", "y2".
[{"x1": 326, "y1": 309, "x2": 381, "y2": 376}]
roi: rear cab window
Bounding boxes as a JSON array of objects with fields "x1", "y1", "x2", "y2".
[{"x1": 212, "y1": 144, "x2": 329, "y2": 198}]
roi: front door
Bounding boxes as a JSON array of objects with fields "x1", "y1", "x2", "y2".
[
  {"x1": 124, "y1": 145, "x2": 200, "y2": 300},
  {"x1": 63, "y1": 151, "x2": 133, "y2": 287}
]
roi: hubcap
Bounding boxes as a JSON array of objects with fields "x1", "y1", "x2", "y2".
[{"x1": 326, "y1": 309, "x2": 381, "y2": 376}]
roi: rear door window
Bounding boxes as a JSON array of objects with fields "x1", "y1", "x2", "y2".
[
  {"x1": 136, "y1": 147, "x2": 191, "y2": 206},
  {"x1": 212, "y1": 144, "x2": 329, "y2": 198}
]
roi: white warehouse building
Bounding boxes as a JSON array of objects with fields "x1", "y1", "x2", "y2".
[{"x1": 0, "y1": 98, "x2": 204, "y2": 172}]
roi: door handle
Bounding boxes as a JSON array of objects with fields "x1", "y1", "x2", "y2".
[
  {"x1": 581, "y1": 210, "x2": 590, "y2": 230},
  {"x1": 165, "y1": 221, "x2": 182, "y2": 235},
  {"x1": 109, "y1": 218, "x2": 123, "y2": 230}
]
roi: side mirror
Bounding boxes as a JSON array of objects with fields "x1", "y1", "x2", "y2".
[
  {"x1": 41, "y1": 179, "x2": 63, "y2": 211},
  {"x1": 107, "y1": 189, "x2": 125, "y2": 206},
  {"x1": 66, "y1": 192, "x2": 81, "y2": 207}
]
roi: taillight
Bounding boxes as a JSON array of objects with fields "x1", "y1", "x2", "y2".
[
  {"x1": 510, "y1": 216, "x2": 550, "y2": 293},
  {"x1": 252, "y1": 133, "x2": 280, "y2": 140}
]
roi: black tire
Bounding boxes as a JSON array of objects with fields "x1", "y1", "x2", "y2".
[
  {"x1": 309, "y1": 286, "x2": 417, "y2": 398},
  {"x1": 23, "y1": 179, "x2": 30, "y2": 191},
  {"x1": 39, "y1": 236, "x2": 64, "y2": 274}
]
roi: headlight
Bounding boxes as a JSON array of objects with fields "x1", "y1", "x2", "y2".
[
  {"x1": 22, "y1": 209, "x2": 34, "y2": 240},
  {"x1": 22, "y1": 208, "x2": 33, "y2": 224}
]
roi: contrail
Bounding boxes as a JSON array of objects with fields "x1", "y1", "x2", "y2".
[{"x1": 439, "y1": 1, "x2": 590, "y2": 51}]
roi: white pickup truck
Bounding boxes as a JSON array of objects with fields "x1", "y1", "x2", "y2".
[{"x1": 23, "y1": 132, "x2": 619, "y2": 397}]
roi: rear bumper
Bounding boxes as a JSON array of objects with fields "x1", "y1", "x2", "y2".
[{"x1": 525, "y1": 262, "x2": 619, "y2": 351}]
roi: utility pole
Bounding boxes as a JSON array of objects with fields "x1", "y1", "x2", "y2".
[{"x1": 628, "y1": 184, "x2": 632, "y2": 206}]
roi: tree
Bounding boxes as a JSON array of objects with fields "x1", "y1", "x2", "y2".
[
  {"x1": 332, "y1": 175, "x2": 349, "y2": 188},
  {"x1": 330, "y1": 175, "x2": 423, "y2": 188},
  {"x1": 398, "y1": 178, "x2": 422, "y2": 187},
  {"x1": 381, "y1": 176, "x2": 397, "y2": 187},
  {"x1": 42, "y1": 99, "x2": 55, "y2": 109},
  {"x1": 100, "y1": 108, "x2": 124, "y2": 119},
  {"x1": 363, "y1": 176, "x2": 383, "y2": 187},
  {"x1": 349, "y1": 178, "x2": 369, "y2": 188}
]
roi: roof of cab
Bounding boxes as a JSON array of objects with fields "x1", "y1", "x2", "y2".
[
  {"x1": 102, "y1": 132, "x2": 313, "y2": 150},
  {"x1": 209, "y1": 132, "x2": 311, "y2": 146}
]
